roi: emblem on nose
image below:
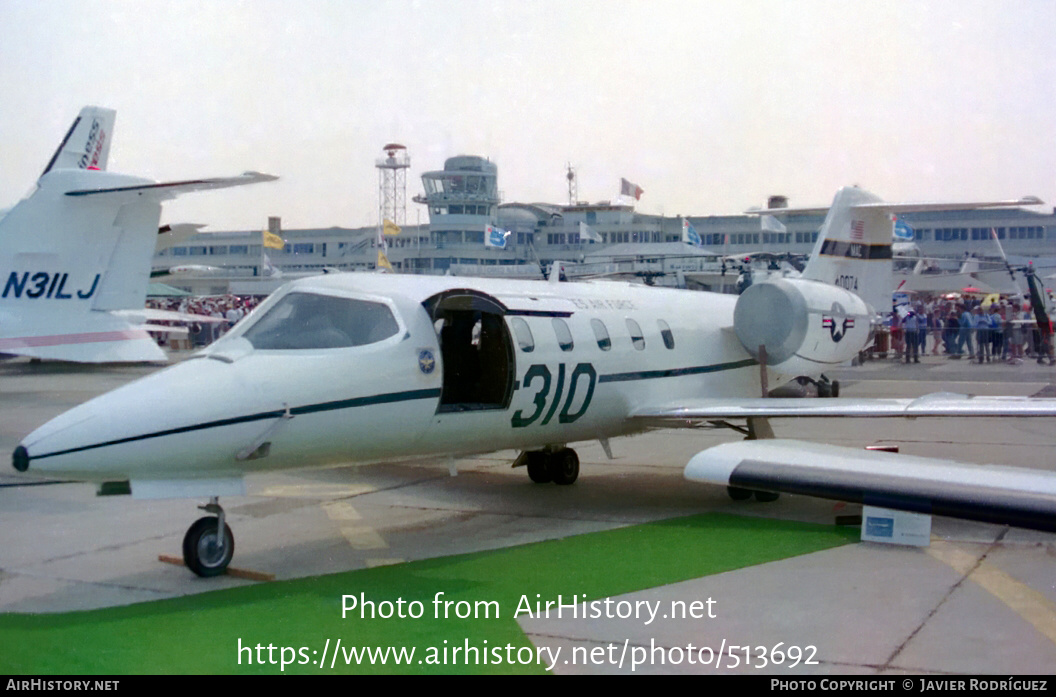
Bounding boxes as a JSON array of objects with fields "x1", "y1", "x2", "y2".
[{"x1": 418, "y1": 349, "x2": 436, "y2": 375}]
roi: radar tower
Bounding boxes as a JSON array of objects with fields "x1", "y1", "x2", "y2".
[
  {"x1": 377, "y1": 143, "x2": 410, "y2": 229},
  {"x1": 566, "y1": 163, "x2": 577, "y2": 206}
]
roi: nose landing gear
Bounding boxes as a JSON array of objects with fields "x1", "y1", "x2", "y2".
[{"x1": 182, "y1": 497, "x2": 234, "y2": 577}]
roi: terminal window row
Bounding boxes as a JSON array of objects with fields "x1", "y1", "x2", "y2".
[
  {"x1": 912, "y1": 226, "x2": 1048, "y2": 242},
  {"x1": 702, "y1": 231, "x2": 819, "y2": 246}
]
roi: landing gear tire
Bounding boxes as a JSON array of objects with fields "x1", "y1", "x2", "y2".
[
  {"x1": 183, "y1": 516, "x2": 234, "y2": 577},
  {"x1": 727, "y1": 486, "x2": 753, "y2": 501},
  {"x1": 816, "y1": 375, "x2": 839, "y2": 398},
  {"x1": 551, "y1": 448, "x2": 580, "y2": 486},
  {"x1": 754, "y1": 490, "x2": 780, "y2": 503},
  {"x1": 526, "y1": 452, "x2": 553, "y2": 484}
]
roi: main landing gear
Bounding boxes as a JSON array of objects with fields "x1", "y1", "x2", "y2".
[
  {"x1": 726, "y1": 486, "x2": 780, "y2": 502},
  {"x1": 718, "y1": 416, "x2": 782, "y2": 504},
  {"x1": 182, "y1": 497, "x2": 234, "y2": 577},
  {"x1": 521, "y1": 447, "x2": 580, "y2": 485},
  {"x1": 778, "y1": 375, "x2": 839, "y2": 398}
]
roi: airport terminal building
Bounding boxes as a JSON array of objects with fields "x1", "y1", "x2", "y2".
[{"x1": 154, "y1": 155, "x2": 1056, "y2": 295}]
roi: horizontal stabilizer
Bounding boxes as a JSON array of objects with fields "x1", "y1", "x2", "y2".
[
  {"x1": 685, "y1": 439, "x2": 1056, "y2": 533},
  {"x1": 853, "y1": 195, "x2": 1043, "y2": 214},
  {"x1": 66, "y1": 171, "x2": 277, "y2": 200},
  {"x1": 634, "y1": 393, "x2": 1056, "y2": 423},
  {"x1": 746, "y1": 195, "x2": 1043, "y2": 217}
]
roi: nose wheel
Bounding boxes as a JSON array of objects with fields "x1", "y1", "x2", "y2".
[{"x1": 182, "y1": 498, "x2": 234, "y2": 577}]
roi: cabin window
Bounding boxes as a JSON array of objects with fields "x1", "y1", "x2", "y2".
[
  {"x1": 591, "y1": 319, "x2": 611, "y2": 351},
  {"x1": 241, "y1": 292, "x2": 399, "y2": 350},
  {"x1": 552, "y1": 318, "x2": 574, "y2": 352},
  {"x1": 510, "y1": 317, "x2": 535, "y2": 353},
  {"x1": 658, "y1": 320, "x2": 675, "y2": 349},
  {"x1": 626, "y1": 319, "x2": 645, "y2": 350}
]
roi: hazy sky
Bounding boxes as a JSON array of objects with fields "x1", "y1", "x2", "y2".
[{"x1": 1, "y1": 0, "x2": 1054, "y2": 231}]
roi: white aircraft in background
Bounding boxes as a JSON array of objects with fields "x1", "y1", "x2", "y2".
[
  {"x1": 13, "y1": 186, "x2": 1056, "y2": 576},
  {"x1": 0, "y1": 106, "x2": 277, "y2": 363}
]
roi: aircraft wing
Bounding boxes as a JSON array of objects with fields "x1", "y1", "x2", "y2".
[
  {"x1": 114, "y1": 308, "x2": 226, "y2": 324},
  {"x1": 632, "y1": 393, "x2": 1056, "y2": 424},
  {"x1": 684, "y1": 439, "x2": 1056, "y2": 533},
  {"x1": 141, "y1": 323, "x2": 189, "y2": 336},
  {"x1": 635, "y1": 394, "x2": 1056, "y2": 533},
  {"x1": 64, "y1": 171, "x2": 278, "y2": 201}
]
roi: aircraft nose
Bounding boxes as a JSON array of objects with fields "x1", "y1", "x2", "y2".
[{"x1": 14, "y1": 357, "x2": 264, "y2": 482}]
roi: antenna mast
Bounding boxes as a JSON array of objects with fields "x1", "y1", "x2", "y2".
[{"x1": 566, "y1": 163, "x2": 577, "y2": 206}]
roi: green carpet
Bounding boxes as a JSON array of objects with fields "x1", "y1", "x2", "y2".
[{"x1": 0, "y1": 513, "x2": 855, "y2": 674}]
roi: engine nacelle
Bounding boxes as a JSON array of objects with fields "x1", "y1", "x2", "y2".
[{"x1": 733, "y1": 278, "x2": 872, "y2": 376}]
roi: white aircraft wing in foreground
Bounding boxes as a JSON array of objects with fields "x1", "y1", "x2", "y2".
[
  {"x1": 13, "y1": 185, "x2": 1056, "y2": 577},
  {"x1": 634, "y1": 396, "x2": 1056, "y2": 532}
]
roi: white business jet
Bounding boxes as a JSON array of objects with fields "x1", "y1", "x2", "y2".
[
  {"x1": 13, "y1": 186, "x2": 1056, "y2": 576},
  {"x1": 0, "y1": 106, "x2": 277, "y2": 362}
]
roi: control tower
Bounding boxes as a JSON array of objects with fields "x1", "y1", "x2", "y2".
[
  {"x1": 376, "y1": 143, "x2": 410, "y2": 227},
  {"x1": 415, "y1": 155, "x2": 500, "y2": 232}
]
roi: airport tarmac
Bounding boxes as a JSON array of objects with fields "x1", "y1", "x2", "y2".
[{"x1": 1, "y1": 352, "x2": 1054, "y2": 674}]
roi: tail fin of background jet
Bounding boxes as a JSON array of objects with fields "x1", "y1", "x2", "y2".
[
  {"x1": 1, "y1": 107, "x2": 276, "y2": 363},
  {"x1": 40, "y1": 106, "x2": 116, "y2": 176}
]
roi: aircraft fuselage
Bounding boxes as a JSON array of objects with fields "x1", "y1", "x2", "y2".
[{"x1": 17, "y1": 274, "x2": 768, "y2": 486}]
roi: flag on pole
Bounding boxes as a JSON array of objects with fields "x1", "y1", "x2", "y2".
[
  {"x1": 484, "y1": 224, "x2": 510, "y2": 249},
  {"x1": 377, "y1": 249, "x2": 393, "y2": 272},
  {"x1": 760, "y1": 215, "x2": 787, "y2": 234},
  {"x1": 383, "y1": 219, "x2": 401, "y2": 236},
  {"x1": 262, "y1": 253, "x2": 282, "y2": 278},
  {"x1": 893, "y1": 217, "x2": 915, "y2": 241},
  {"x1": 620, "y1": 178, "x2": 644, "y2": 200},
  {"x1": 682, "y1": 218, "x2": 702, "y2": 247},
  {"x1": 579, "y1": 221, "x2": 602, "y2": 243},
  {"x1": 263, "y1": 229, "x2": 286, "y2": 250}
]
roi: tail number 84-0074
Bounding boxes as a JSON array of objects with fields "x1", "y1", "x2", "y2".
[{"x1": 511, "y1": 363, "x2": 597, "y2": 428}]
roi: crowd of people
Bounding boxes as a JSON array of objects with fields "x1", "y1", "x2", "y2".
[
  {"x1": 887, "y1": 296, "x2": 1055, "y2": 366},
  {"x1": 146, "y1": 295, "x2": 264, "y2": 347}
]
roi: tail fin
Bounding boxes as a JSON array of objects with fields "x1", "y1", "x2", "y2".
[
  {"x1": 783, "y1": 186, "x2": 1043, "y2": 312},
  {"x1": 801, "y1": 186, "x2": 892, "y2": 311},
  {"x1": 1, "y1": 109, "x2": 276, "y2": 362},
  {"x1": 41, "y1": 106, "x2": 116, "y2": 176}
]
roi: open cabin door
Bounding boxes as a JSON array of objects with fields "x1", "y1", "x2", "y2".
[{"x1": 423, "y1": 289, "x2": 515, "y2": 413}]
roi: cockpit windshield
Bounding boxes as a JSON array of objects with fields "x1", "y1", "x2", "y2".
[{"x1": 240, "y1": 291, "x2": 399, "y2": 350}]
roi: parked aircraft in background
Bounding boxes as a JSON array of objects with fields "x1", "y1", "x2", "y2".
[
  {"x1": 13, "y1": 186, "x2": 1056, "y2": 576},
  {"x1": 0, "y1": 106, "x2": 277, "y2": 362}
]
